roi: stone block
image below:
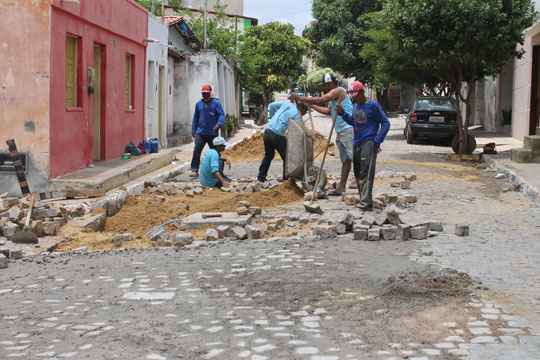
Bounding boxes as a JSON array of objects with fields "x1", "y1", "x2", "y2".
[
  {"x1": 35, "y1": 208, "x2": 58, "y2": 220},
  {"x1": 156, "y1": 183, "x2": 178, "y2": 195},
  {"x1": 173, "y1": 232, "x2": 194, "y2": 245},
  {"x1": 249, "y1": 207, "x2": 262, "y2": 215},
  {"x1": 299, "y1": 214, "x2": 310, "y2": 224},
  {"x1": 205, "y1": 229, "x2": 219, "y2": 242},
  {"x1": 343, "y1": 194, "x2": 357, "y2": 206},
  {"x1": 252, "y1": 182, "x2": 262, "y2": 192},
  {"x1": 226, "y1": 226, "x2": 247, "y2": 240},
  {"x1": 153, "y1": 195, "x2": 166, "y2": 202},
  {"x1": 30, "y1": 220, "x2": 44, "y2": 237},
  {"x1": 0, "y1": 253, "x2": 7, "y2": 268},
  {"x1": 0, "y1": 197, "x2": 19, "y2": 209},
  {"x1": 0, "y1": 246, "x2": 10, "y2": 258},
  {"x1": 353, "y1": 228, "x2": 368, "y2": 240},
  {"x1": 374, "y1": 212, "x2": 388, "y2": 226},
  {"x1": 404, "y1": 194, "x2": 418, "y2": 203},
  {"x1": 399, "y1": 212, "x2": 422, "y2": 227},
  {"x1": 8, "y1": 208, "x2": 23, "y2": 223},
  {"x1": 269, "y1": 179, "x2": 279, "y2": 189},
  {"x1": 43, "y1": 221, "x2": 60, "y2": 236},
  {"x1": 410, "y1": 225, "x2": 428, "y2": 240},
  {"x1": 424, "y1": 221, "x2": 443, "y2": 232},
  {"x1": 391, "y1": 182, "x2": 401, "y2": 188},
  {"x1": 113, "y1": 233, "x2": 132, "y2": 246},
  {"x1": 388, "y1": 195, "x2": 398, "y2": 204},
  {"x1": 455, "y1": 224, "x2": 469, "y2": 236},
  {"x1": 245, "y1": 225, "x2": 267, "y2": 240},
  {"x1": 103, "y1": 192, "x2": 126, "y2": 216},
  {"x1": 396, "y1": 197, "x2": 408, "y2": 208},
  {"x1": 404, "y1": 172, "x2": 417, "y2": 181},
  {"x1": 3, "y1": 222, "x2": 20, "y2": 238},
  {"x1": 237, "y1": 206, "x2": 250, "y2": 215},
  {"x1": 193, "y1": 187, "x2": 204, "y2": 195},
  {"x1": 336, "y1": 223, "x2": 347, "y2": 235},
  {"x1": 149, "y1": 229, "x2": 169, "y2": 242},
  {"x1": 10, "y1": 247, "x2": 23, "y2": 259},
  {"x1": 216, "y1": 225, "x2": 229, "y2": 238},
  {"x1": 400, "y1": 181, "x2": 411, "y2": 189},
  {"x1": 372, "y1": 199, "x2": 384, "y2": 209},
  {"x1": 267, "y1": 218, "x2": 285, "y2": 232},
  {"x1": 381, "y1": 225, "x2": 398, "y2": 240},
  {"x1": 157, "y1": 238, "x2": 172, "y2": 247},
  {"x1": 337, "y1": 211, "x2": 353, "y2": 226},
  {"x1": 386, "y1": 205, "x2": 404, "y2": 225},
  {"x1": 185, "y1": 190, "x2": 195, "y2": 197},
  {"x1": 304, "y1": 191, "x2": 317, "y2": 201},
  {"x1": 361, "y1": 214, "x2": 376, "y2": 227},
  {"x1": 237, "y1": 200, "x2": 251, "y2": 208},
  {"x1": 313, "y1": 225, "x2": 338, "y2": 239},
  {"x1": 69, "y1": 213, "x2": 107, "y2": 232},
  {"x1": 368, "y1": 228, "x2": 381, "y2": 241},
  {"x1": 398, "y1": 224, "x2": 411, "y2": 241}
]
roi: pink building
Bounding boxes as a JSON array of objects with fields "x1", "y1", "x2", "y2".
[{"x1": 0, "y1": 0, "x2": 148, "y2": 194}]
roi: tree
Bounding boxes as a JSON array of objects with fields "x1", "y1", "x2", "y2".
[
  {"x1": 376, "y1": 0, "x2": 536, "y2": 154},
  {"x1": 139, "y1": 0, "x2": 182, "y2": 16},
  {"x1": 239, "y1": 22, "x2": 310, "y2": 124},
  {"x1": 297, "y1": 68, "x2": 343, "y2": 95},
  {"x1": 306, "y1": 0, "x2": 384, "y2": 84}
]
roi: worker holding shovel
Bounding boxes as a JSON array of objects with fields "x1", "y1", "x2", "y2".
[
  {"x1": 335, "y1": 81, "x2": 390, "y2": 211},
  {"x1": 291, "y1": 73, "x2": 354, "y2": 195}
]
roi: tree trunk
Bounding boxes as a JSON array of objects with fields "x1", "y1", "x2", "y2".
[
  {"x1": 256, "y1": 89, "x2": 270, "y2": 125},
  {"x1": 458, "y1": 80, "x2": 475, "y2": 154}
]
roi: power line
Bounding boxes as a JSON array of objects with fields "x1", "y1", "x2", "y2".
[{"x1": 258, "y1": 9, "x2": 312, "y2": 21}]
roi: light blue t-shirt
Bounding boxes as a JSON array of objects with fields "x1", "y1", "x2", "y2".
[
  {"x1": 331, "y1": 87, "x2": 354, "y2": 133},
  {"x1": 266, "y1": 102, "x2": 301, "y2": 136},
  {"x1": 200, "y1": 149, "x2": 220, "y2": 187}
]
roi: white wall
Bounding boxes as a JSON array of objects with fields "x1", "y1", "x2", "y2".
[{"x1": 146, "y1": 15, "x2": 169, "y2": 146}]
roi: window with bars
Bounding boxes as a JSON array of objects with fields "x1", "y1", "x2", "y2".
[
  {"x1": 66, "y1": 35, "x2": 79, "y2": 107},
  {"x1": 125, "y1": 54, "x2": 133, "y2": 109}
]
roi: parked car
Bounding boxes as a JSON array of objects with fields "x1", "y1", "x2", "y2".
[{"x1": 403, "y1": 96, "x2": 459, "y2": 144}]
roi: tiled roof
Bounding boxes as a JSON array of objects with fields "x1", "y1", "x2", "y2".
[{"x1": 161, "y1": 16, "x2": 183, "y2": 25}]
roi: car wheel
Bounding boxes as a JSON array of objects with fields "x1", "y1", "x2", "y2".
[
  {"x1": 406, "y1": 126, "x2": 415, "y2": 144},
  {"x1": 451, "y1": 135, "x2": 477, "y2": 154}
]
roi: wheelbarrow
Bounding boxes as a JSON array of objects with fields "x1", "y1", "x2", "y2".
[{"x1": 285, "y1": 118, "x2": 327, "y2": 192}]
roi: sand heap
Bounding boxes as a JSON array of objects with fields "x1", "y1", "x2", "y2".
[{"x1": 223, "y1": 131, "x2": 335, "y2": 163}]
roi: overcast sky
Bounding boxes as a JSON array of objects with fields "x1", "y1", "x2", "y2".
[{"x1": 244, "y1": 0, "x2": 313, "y2": 36}]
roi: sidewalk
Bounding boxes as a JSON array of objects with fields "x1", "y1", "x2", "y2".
[{"x1": 471, "y1": 130, "x2": 540, "y2": 203}]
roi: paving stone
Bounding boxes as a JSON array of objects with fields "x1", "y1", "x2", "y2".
[
  {"x1": 410, "y1": 226, "x2": 428, "y2": 240},
  {"x1": 217, "y1": 225, "x2": 229, "y2": 238},
  {"x1": 226, "y1": 226, "x2": 247, "y2": 240},
  {"x1": 69, "y1": 213, "x2": 106, "y2": 232},
  {"x1": 0, "y1": 253, "x2": 7, "y2": 268},
  {"x1": 245, "y1": 225, "x2": 267, "y2": 240},
  {"x1": 404, "y1": 194, "x2": 418, "y2": 203},
  {"x1": 471, "y1": 336, "x2": 497, "y2": 343},
  {"x1": 193, "y1": 187, "x2": 204, "y2": 195},
  {"x1": 204, "y1": 228, "x2": 219, "y2": 242},
  {"x1": 455, "y1": 223, "x2": 470, "y2": 236},
  {"x1": 149, "y1": 229, "x2": 169, "y2": 242},
  {"x1": 404, "y1": 172, "x2": 417, "y2": 181},
  {"x1": 113, "y1": 233, "x2": 132, "y2": 246},
  {"x1": 8, "y1": 208, "x2": 23, "y2": 222},
  {"x1": 368, "y1": 227, "x2": 381, "y2": 241},
  {"x1": 361, "y1": 214, "x2": 376, "y2": 227},
  {"x1": 29, "y1": 220, "x2": 44, "y2": 237},
  {"x1": 386, "y1": 205, "x2": 404, "y2": 225},
  {"x1": 35, "y1": 208, "x2": 58, "y2": 220},
  {"x1": 400, "y1": 181, "x2": 411, "y2": 189},
  {"x1": 153, "y1": 195, "x2": 166, "y2": 202},
  {"x1": 353, "y1": 228, "x2": 368, "y2": 241},
  {"x1": 337, "y1": 211, "x2": 353, "y2": 226},
  {"x1": 381, "y1": 225, "x2": 398, "y2": 240},
  {"x1": 424, "y1": 221, "x2": 443, "y2": 232},
  {"x1": 173, "y1": 232, "x2": 193, "y2": 245},
  {"x1": 185, "y1": 190, "x2": 195, "y2": 197},
  {"x1": 43, "y1": 221, "x2": 60, "y2": 236},
  {"x1": 335, "y1": 223, "x2": 347, "y2": 235},
  {"x1": 177, "y1": 203, "x2": 190, "y2": 210},
  {"x1": 3, "y1": 222, "x2": 20, "y2": 238},
  {"x1": 0, "y1": 246, "x2": 10, "y2": 258},
  {"x1": 237, "y1": 206, "x2": 250, "y2": 215},
  {"x1": 343, "y1": 194, "x2": 358, "y2": 206},
  {"x1": 248, "y1": 207, "x2": 262, "y2": 215},
  {"x1": 313, "y1": 225, "x2": 338, "y2": 239},
  {"x1": 9, "y1": 247, "x2": 23, "y2": 259},
  {"x1": 0, "y1": 197, "x2": 19, "y2": 209}
]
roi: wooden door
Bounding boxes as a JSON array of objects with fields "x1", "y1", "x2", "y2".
[{"x1": 93, "y1": 44, "x2": 101, "y2": 161}]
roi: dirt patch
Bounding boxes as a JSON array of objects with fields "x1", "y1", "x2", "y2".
[
  {"x1": 56, "y1": 180, "x2": 305, "y2": 251},
  {"x1": 223, "y1": 131, "x2": 335, "y2": 163}
]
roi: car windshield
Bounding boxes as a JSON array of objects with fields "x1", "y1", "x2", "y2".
[{"x1": 416, "y1": 98, "x2": 454, "y2": 110}]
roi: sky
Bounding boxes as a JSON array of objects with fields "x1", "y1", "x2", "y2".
[{"x1": 244, "y1": 0, "x2": 314, "y2": 36}]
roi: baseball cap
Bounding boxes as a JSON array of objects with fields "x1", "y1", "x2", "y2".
[
  {"x1": 322, "y1": 73, "x2": 337, "y2": 84},
  {"x1": 348, "y1": 81, "x2": 364, "y2": 97},
  {"x1": 213, "y1": 136, "x2": 229, "y2": 146},
  {"x1": 201, "y1": 85, "x2": 212, "y2": 93}
]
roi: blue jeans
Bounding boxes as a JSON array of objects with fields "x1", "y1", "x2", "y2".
[
  {"x1": 191, "y1": 134, "x2": 216, "y2": 172},
  {"x1": 215, "y1": 159, "x2": 232, "y2": 188}
]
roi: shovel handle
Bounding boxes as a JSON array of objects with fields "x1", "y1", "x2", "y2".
[{"x1": 23, "y1": 194, "x2": 35, "y2": 230}]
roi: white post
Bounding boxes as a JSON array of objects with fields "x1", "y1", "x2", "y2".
[
  {"x1": 151, "y1": 0, "x2": 155, "y2": 15},
  {"x1": 203, "y1": 0, "x2": 208, "y2": 49}
]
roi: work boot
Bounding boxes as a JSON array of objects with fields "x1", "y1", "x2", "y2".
[{"x1": 189, "y1": 171, "x2": 198, "y2": 178}]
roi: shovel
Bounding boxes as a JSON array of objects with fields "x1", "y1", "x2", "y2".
[
  {"x1": 11, "y1": 194, "x2": 38, "y2": 243},
  {"x1": 304, "y1": 94, "x2": 345, "y2": 214}
]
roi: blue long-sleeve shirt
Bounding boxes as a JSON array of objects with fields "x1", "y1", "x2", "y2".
[
  {"x1": 266, "y1": 102, "x2": 301, "y2": 137},
  {"x1": 191, "y1": 98, "x2": 226, "y2": 136},
  {"x1": 340, "y1": 99, "x2": 390, "y2": 148}
]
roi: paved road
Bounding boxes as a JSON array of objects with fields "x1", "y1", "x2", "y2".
[{"x1": 1, "y1": 101, "x2": 540, "y2": 360}]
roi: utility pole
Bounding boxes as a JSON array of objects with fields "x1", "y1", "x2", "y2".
[
  {"x1": 151, "y1": 0, "x2": 155, "y2": 15},
  {"x1": 203, "y1": 0, "x2": 208, "y2": 49},
  {"x1": 162, "y1": 0, "x2": 165, "y2": 20}
]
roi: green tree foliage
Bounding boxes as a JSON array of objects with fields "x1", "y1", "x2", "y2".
[
  {"x1": 377, "y1": 0, "x2": 536, "y2": 153},
  {"x1": 306, "y1": 0, "x2": 384, "y2": 84},
  {"x1": 239, "y1": 22, "x2": 310, "y2": 124},
  {"x1": 297, "y1": 68, "x2": 343, "y2": 95},
  {"x1": 139, "y1": 0, "x2": 182, "y2": 16}
]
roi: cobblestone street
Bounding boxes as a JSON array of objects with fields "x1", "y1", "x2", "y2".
[{"x1": 1, "y1": 111, "x2": 539, "y2": 360}]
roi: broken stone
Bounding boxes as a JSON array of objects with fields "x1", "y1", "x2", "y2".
[
  {"x1": 381, "y1": 225, "x2": 398, "y2": 240},
  {"x1": 404, "y1": 194, "x2": 418, "y2": 203},
  {"x1": 220, "y1": 187, "x2": 231, "y2": 192},
  {"x1": 336, "y1": 223, "x2": 347, "y2": 235},
  {"x1": 113, "y1": 233, "x2": 132, "y2": 246},
  {"x1": 29, "y1": 220, "x2": 44, "y2": 237},
  {"x1": 455, "y1": 224, "x2": 469, "y2": 236},
  {"x1": 399, "y1": 212, "x2": 422, "y2": 227},
  {"x1": 193, "y1": 187, "x2": 204, "y2": 195},
  {"x1": 372, "y1": 199, "x2": 384, "y2": 209},
  {"x1": 237, "y1": 206, "x2": 250, "y2": 216},
  {"x1": 3, "y1": 222, "x2": 20, "y2": 238},
  {"x1": 388, "y1": 195, "x2": 398, "y2": 204},
  {"x1": 0, "y1": 246, "x2": 10, "y2": 258},
  {"x1": 173, "y1": 232, "x2": 193, "y2": 245},
  {"x1": 390, "y1": 182, "x2": 401, "y2": 188},
  {"x1": 226, "y1": 226, "x2": 247, "y2": 240},
  {"x1": 0, "y1": 253, "x2": 7, "y2": 269},
  {"x1": 149, "y1": 229, "x2": 169, "y2": 242},
  {"x1": 185, "y1": 190, "x2": 195, "y2": 197},
  {"x1": 8, "y1": 208, "x2": 23, "y2": 223},
  {"x1": 252, "y1": 182, "x2": 262, "y2": 192},
  {"x1": 361, "y1": 214, "x2": 376, "y2": 227},
  {"x1": 374, "y1": 212, "x2": 388, "y2": 226},
  {"x1": 156, "y1": 183, "x2": 178, "y2": 195},
  {"x1": 217, "y1": 225, "x2": 229, "y2": 238},
  {"x1": 368, "y1": 228, "x2": 381, "y2": 241},
  {"x1": 249, "y1": 207, "x2": 262, "y2": 215},
  {"x1": 400, "y1": 181, "x2": 411, "y2": 189},
  {"x1": 386, "y1": 206, "x2": 404, "y2": 225},
  {"x1": 0, "y1": 197, "x2": 19, "y2": 209},
  {"x1": 313, "y1": 225, "x2": 338, "y2": 239},
  {"x1": 262, "y1": 181, "x2": 270, "y2": 189},
  {"x1": 43, "y1": 221, "x2": 60, "y2": 236},
  {"x1": 205, "y1": 228, "x2": 219, "y2": 242},
  {"x1": 237, "y1": 200, "x2": 250, "y2": 208},
  {"x1": 343, "y1": 194, "x2": 357, "y2": 206},
  {"x1": 353, "y1": 228, "x2": 368, "y2": 241},
  {"x1": 410, "y1": 225, "x2": 428, "y2": 240},
  {"x1": 398, "y1": 224, "x2": 411, "y2": 241},
  {"x1": 404, "y1": 172, "x2": 417, "y2": 181},
  {"x1": 267, "y1": 218, "x2": 285, "y2": 232},
  {"x1": 157, "y1": 238, "x2": 172, "y2": 247},
  {"x1": 9, "y1": 247, "x2": 22, "y2": 259},
  {"x1": 153, "y1": 195, "x2": 166, "y2": 202},
  {"x1": 245, "y1": 225, "x2": 267, "y2": 240}
]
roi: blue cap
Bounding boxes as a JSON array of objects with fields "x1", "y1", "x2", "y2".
[{"x1": 213, "y1": 136, "x2": 229, "y2": 146}]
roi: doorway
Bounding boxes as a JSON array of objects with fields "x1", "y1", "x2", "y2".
[
  {"x1": 159, "y1": 66, "x2": 165, "y2": 145},
  {"x1": 530, "y1": 45, "x2": 540, "y2": 135},
  {"x1": 93, "y1": 44, "x2": 103, "y2": 161}
]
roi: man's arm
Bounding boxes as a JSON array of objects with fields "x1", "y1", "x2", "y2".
[
  {"x1": 291, "y1": 87, "x2": 344, "y2": 105},
  {"x1": 191, "y1": 103, "x2": 200, "y2": 136},
  {"x1": 335, "y1": 103, "x2": 354, "y2": 126},
  {"x1": 214, "y1": 100, "x2": 226, "y2": 130},
  {"x1": 269, "y1": 102, "x2": 284, "y2": 118},
  {"x1": 214, "y1": 171, "x2": 230, "y2": 187},
  {"x1": 373, "y1": 103, "x2": 391, "y2": 149},
  {"x1": 310, "y1": 104, "x2": 331, "y2": 116}
]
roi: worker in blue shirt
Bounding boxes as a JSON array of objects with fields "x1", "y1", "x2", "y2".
[
  {"x1": 190, "y1": 85, "x2": 226, "y2": 177},
  {"x1": 258, "y1": 101, "x2": 308, "y2": 183},
  {"x1": 199, "y1": 137, "x2": 232, "y2": 188},
  {"x1": 335, "y1": 81, "x2": 390, "y2": 210}
]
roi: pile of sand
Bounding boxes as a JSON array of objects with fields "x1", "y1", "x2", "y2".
[
  {"x1": 56, "y1": 180, "x2": 305, "y2": 251},
  {"x1": 223, "y1": 131, "x2": 335, "y2": 163}
]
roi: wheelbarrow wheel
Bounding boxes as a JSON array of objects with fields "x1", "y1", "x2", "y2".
[{"x1": 302, "y1": 165, "x2": 327, "y2": 192}]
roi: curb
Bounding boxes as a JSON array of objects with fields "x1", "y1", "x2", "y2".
[{"x1": 484, "y1": 155, "x2": 540, "y2": 203}]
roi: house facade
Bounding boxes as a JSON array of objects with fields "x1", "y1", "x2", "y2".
[{"x1": 0, "y1": 0, "x2": 149, "y2": 195}]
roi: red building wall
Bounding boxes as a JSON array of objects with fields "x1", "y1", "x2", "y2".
[{"x1": 49, "y1": 0, "x2": 148, "y2": 178}]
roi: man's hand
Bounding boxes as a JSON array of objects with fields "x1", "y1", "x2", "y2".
[
  {"x1": 213, "y1": 124, "x2": 219, "y2": 131},
  {"x1": 222, "y1": 180, "x2": 231, "y2": 188},
  {"x1": 192, "y1": 133, "x2": 196, "y2": 138},
  {"x1": 335, "y1": 104, "x2": 343, "y2": 115},
  {"x1": 290, "y1": 92, "x2": 299, "y2": 101},
  {"x1": 374, "y1": 146, "x2": 382, "y2": 153}
]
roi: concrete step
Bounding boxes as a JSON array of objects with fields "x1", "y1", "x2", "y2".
[
  {"x1": 49, "y1": 149, "x2": 179, "y2": 192},
  {"x1": 510, "y1": 147, "x2": 540, "y2": 163},
  {"x1": 524, "y1": 135, "x2": 540, "y2": 151}
]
